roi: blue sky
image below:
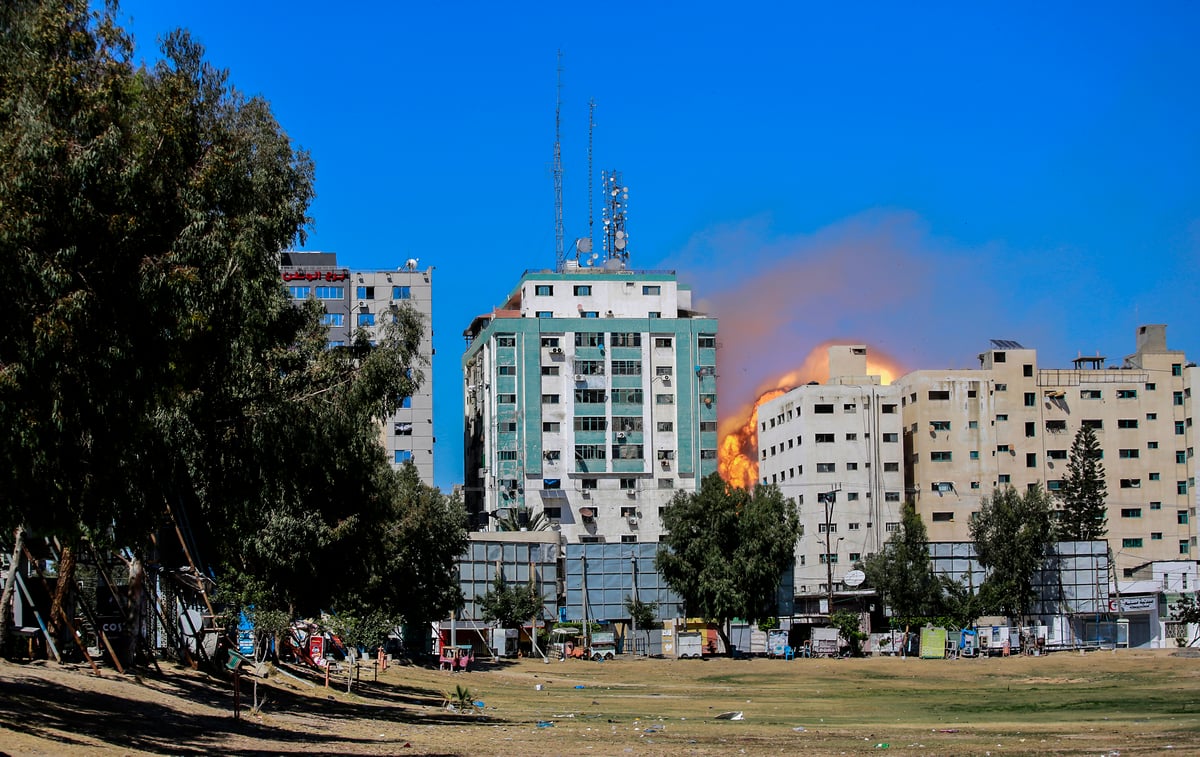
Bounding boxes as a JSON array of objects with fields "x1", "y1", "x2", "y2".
[{"x1": 116, "y1": 1, "x2": 1200, "y2": 491}]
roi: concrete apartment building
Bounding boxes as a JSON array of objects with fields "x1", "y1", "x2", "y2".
[
  {"x1": 461, "y1": 259, "x2": 719, "y2": 542},
  {"x1": 280, "y1": 252, "x2": 436, "y2": 486},
  {"x1": 757, "y1": 346, "x2": 906, "y2": 599},
  {"x1": 894, "y1": 324, "x2": 1196, "y2": 578}
]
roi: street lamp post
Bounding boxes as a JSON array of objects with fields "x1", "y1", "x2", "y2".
[{"x1": 629, "y1": 554, "x2": 638, "y2": 655}]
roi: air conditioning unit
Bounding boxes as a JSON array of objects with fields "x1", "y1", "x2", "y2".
[
  {"x1": 551, "y1": 347, "x2": 564, "y2": 354},
  {"x1": 660, "y1": 459, "x2": 671, "y2": 470},
  {"x1": 627, "y1": 517, "x2": 639, "y2": 527},
  {"x1": 581, "y1": 490, "x2": 591, "y2": 499},
  {"x1": 616, "y1": 431, "x2": 626, "y2": 440},
  {"x1": 575, "y1": 374, "x2": 585, "y2": 382}
]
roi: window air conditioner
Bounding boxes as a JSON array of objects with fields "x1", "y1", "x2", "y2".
[
  {"x1": 660, "y1": 459, "x2": 671, "y2": 470},
  {"x1": 627, "y1": 517, "x2": 639, "y2": 526},
  {"x1": 575, "y1": 374, "x2": 585, "y2": 382}
]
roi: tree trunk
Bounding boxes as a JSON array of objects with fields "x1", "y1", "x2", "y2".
[
  {"x1": 126, "y1": 555, "x2": 144, "y2": 665},
  {"x1": 49, "y1": 544, "x2": 76, "y2": 653},
  {"x1": 715, "y1": 620, "x2": 733, "y2": 656},
  {"x1": 0, "y1": 528, "x2": 25, "y2": 650}
]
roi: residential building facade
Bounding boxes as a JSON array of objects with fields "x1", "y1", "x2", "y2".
[
  {"x1": 894, "y1": 325, "x2": 1196, "y2": 578},
  {"x1": 757, "y1": 346, "x2": 906, "y2": 600},
  {"x1": 281, "y1": 252, "x2": 435, "y2": 485},
  {"x1": 461, "y1": 261, "x2": 719, "y2": 542}
]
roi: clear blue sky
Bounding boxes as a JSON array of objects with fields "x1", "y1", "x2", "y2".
[{"x1": 116, "y1": 1, "x2": 1200, "y2": 491}]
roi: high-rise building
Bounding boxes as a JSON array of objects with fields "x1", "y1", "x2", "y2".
[
  {"x1": 280, "y1": 252, "x2": 435, "y2": 486},
  {"x1": 461, "y1": 261, "x2": 719, "y2": 542},
  {"x1": 757, "y1": 346, "x2": 906, "y2": 600},
  {"x1": 894, "y1": 325, "x2": 1196, "y2": 578}
]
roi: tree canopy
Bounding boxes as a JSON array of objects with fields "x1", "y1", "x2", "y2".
[
  {"x1": 1057, "y1": 425, "x2": 1108, "y2": 541},
  {"x1": 0, "y1": 2, "x2": 464, "y2": 630},
  {"x1": 476, "y1": 572, "x2": 545, "y2": 630},
  {"x1": 864, "y1": 502, "x2": 943, "y2": 626},
  {"x1": 655, "y1": 474, "x2": 800, "y2": 650},
  {"x1": 970, "y1": 485, "x2": 1054, "y2": 622}
]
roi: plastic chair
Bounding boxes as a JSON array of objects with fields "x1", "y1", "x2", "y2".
[{"x1": 784, "y1": 645, "x2": 794, "y2": 660}]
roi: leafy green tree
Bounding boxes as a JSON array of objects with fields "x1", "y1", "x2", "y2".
[
  {"x1": 1057, "y1": 425, "x2": 1108, "y2": 541},
  {"x1": 624, "y1": 595, "x2": 659, "y2": 654},
  {"x1": 0, "y1": 3, "x2": 466, "y2": 650},
  {"x1": 655, "y1": 474, "x2": 800, "y2": 652},
  {"x1": 1169, "y1": 594, "x2": 1200, "y2": 647},
  {"x1": 829, "y1": 610, "x2": 868, "y2": 657},
  {"x1": 863, "y1": 501, "x2": 943, "y2": 629},
  {"x1": 476, "y1": 572, "x2": 545, "y2": 630},
  {"x1": 970, "y1": 485, "x2": 1054, "y2": 623}
]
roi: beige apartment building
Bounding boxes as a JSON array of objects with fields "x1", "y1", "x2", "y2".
[
  {"x1": 758, "y1": 346, "x2": 906, "y2": 599},
  {"x1": 894, "y1": 324, "x2": 1196, "y2": 578}
]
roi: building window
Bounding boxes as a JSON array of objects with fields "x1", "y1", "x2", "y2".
[
  {"x1": 542, "y1": 394, "x2": 560, "y2": 404},
  {"x1": 498, "y1": 450, "x2": 517, "y2": 461},
  {"x1": 620, "y1": 478, "x2": 638, "y2": 490},
  {"x1": 541, "y1": 337, "x2": 560, "y2": 348},
  {"x1": 1023, "y1": 364, "x2": 1033, "y2": 377},
  {"x1": 648, "y1": 311, "x2": 661, "y2": 318},
  {"x1": 1117, "y1": 419, "x2": 1138, "y2": 429},
  {"x1": 930, "y1": 420, "x2": 951, "y2": 431},
  {"x1": 1047, "y1": 480, "x2": 1063, "y2": 491},
  {"x1": 575, "y1": 332, "x2": 604, "y2": 347},
  {"x1": 535, "y1": 285, "x2": 553, "y2": 296},
  {"x1": 654, "y1": 337, "x2": 673, "y2": 348},
  {"x1": 970, "y1": 450, "x2": 980, "y2": 460},
  {"x1": 1025, "y1": 421, "x2": 1036, "y2": 438},
  {"x1": 1181, "y1": 511, "x2": 1191, "y2": 525},
  {"x1": 1122, "y1": 538, "x2": 1143, "y2": 549},
  {"x1": 931, "y1": 451, "x2": 952, "y2": 462},
  {"x1": 1024, "y1": 392, "x2": 1036, "y2": 407},
  {"x1": 882, "y1": 404, "x2": 897, "y2": 414},
  {"x1": 1182, "y1": 541, "x2": 1191, "y2": 556},
  {"x1": 497, "y1": 394, "x2": 516, "y2": 404},
  {"x1": 575, "y1": 445, "x2": 606, "y2": 460},
  {"x1": 995, "y1": 384, "x2": 1007, "y2": 392},
  {"x1": 928, "y1": 390, "x2": 950, "y2": 401},
  {"x1": 1172, "y1": 363, "x2": 1182, "y2": 376},
  {"x1": 884, "y1": 462, "x2": 899, "y2": 471},
  {"x1": 1118, "y1": 449, "x2": 1139, "y2": 459},
  {"x1": 1147, "y1": 413, "x2": 1157, "y2": 421},
  {"x1": 1177, "y1": 421, "x2": 1187, "y2": 435},
  {"x1": 816, "y1": 463, "x2": 836, "y2": 473},
  {"x1": 816, "y1": 433, "x2": 835, "y2": 443},
  {"x1": 818, "y1": 523, "x2": 837, "y2": 533},
  {"x1": 1180, "y1": 481, "x2": 1190, "y2": 495},
  {"x1": 1082, "y1": 419, "x2": 1103, "y2": 430},
  {"x1": 581, "y1": 478, "x2": 598, "y2": 490},
  {"x1": 611, "y1": 360, "x2": 642, "y2": 375},
  {"x1": 1026, "y1": 453, "x2": 1037, "y2": 468},
  {"x1": 536, "y1": 310, "x2": 553, "y2": 318},
  {"x1": 1116, "y1": 389, "x2": 1137, "y2": 399},
  {"x1": 581, "y1": 311, "x2": 599, "y2": 318},
  {"x1": 393, "y1": 286, "x2": 411, "y2": 300},
  {"x1": 882, "y1": 433, "x2": 898, "y2": 443},
  {"x1": 357, "y1": 313, "x2": 375, "y2": 327},
  {"x1": 819, "y1": 554, "x2": 839, "y2": 564},
  {"x1": 544, "y1": 507, "x2": 562, "y2": 520},
  {"x1": 1120, "y1": 508, "x2": 1142, "y2": 518},
  {"x1": 356, "y1": 286, "x2": 374, "y2": 299},
  {"x1": 498, "y1": 365, "x2": 516, "y2": 375},
  {"x1": 846, "y1": 492, "x2": 860, "y2": 501},
  {"x1": 970, "y1": 482, "x2": 980, "y2": 490},
  {"x1": 321, "y1": 312, "x2": 345, "y2": 327},
  {"x1": 497, "y1": 335, "x2": 516, "y2": 347},
  {"x1": 846, "y1": 462, "x2": 858, "y2": 471},
  {"x1": 497, "y1": 421, "x2": 516, "y2": 432},
  {"x1": 642, "y1": 285, "x2": 661, "y2": 295},
  {"x1": 574, "y1": 416, "x2": 607, "y2": 432},
  {"x1": 1119, "y1": 478, "x2": 1141, "y2": 488},
  {"x1": 884, "y1": 492, "x2": 900, "y2": 502},
  {"x1": 541, "y1": 365, "x2": 560, "y2": 376},
  {"x1": 314, "y1": 285, "x2": 344, "y2": 299},
  {"x1": 611, "y1": 333, "x2": 642, "y2": 347},
  {"x1": 932, "y1": 512, "x2": 954, "y2": 522},
  {"x1": 655, "y1": 394, "x2": 674, "y2": 405},
  {"x1": 394, "y1": 450, "x2": 412, "y2": 463},
  {"x1": 289, "y1": 286, "x2": 312, "y2": 298},
  {"x1": 994, "y1": 352, "x2": 1007, "y2": 363},
  {"x1": 698, "y1": 336, "x2": 716, "y2": 348},
  {"x1": 1081, "y1": 389, "x2": 1101, "y2": 400},
  {"x1": 885, "y1": 522, "x2": 900, "y2": 533},
  {"x1": 574, "y1": 285, "x2": 592, "y2": 296},
  {"x1": 998, "y1": 474, "x2": 1011, "y2": 484},
  {"x1": 658, "y1": 421, "x2": 675, "y2": 432},
  {"x1": 543, "y1": 421, "x2": 560, "y2": 432},
  {"x1": 700, "y1": 421, "x2": 717, "y2": 432},
  {"x1": 844, "y1": 403, "x2": 857, "y2": 413},
  {"x1": 1178, "y1": 451, "x2": 1188, "y2": 464}
]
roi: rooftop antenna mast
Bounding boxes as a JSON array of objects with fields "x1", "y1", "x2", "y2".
[
  {"x1": 553, "y1": 51, "x2": 565, "y2": 272},
  {"x1": 600, "y1": 169, "x2": 630, "y2": 267},
  {"x1": 588, "y1": 98, "x2": 595, "y2": 255}
]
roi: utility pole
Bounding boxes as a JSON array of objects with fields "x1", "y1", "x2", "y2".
[{"x1": 820, "y1": 486, "x2": 842, "y2": 617}]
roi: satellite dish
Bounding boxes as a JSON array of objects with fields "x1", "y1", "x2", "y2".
[
  {"x1": 614, "y1": 238, "x2": 626, "y2": 250},
  {"x1": 577, "y1": 238, "x2": 592, "y2": 253},
  {"x1": 615, "y1": 230, "x2": 625, "y2": 239},
  {"x1": 844, "y1": 569, "x2": 866, "y2": 587}
]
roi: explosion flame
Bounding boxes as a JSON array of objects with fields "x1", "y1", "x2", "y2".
[{"x1": 717, "y1": 343, "x2": 905, "y2": 489}]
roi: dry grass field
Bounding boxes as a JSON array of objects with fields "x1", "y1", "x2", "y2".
[{"x1": 1, "y1": 648, "x2": 1198, "y2": 755}]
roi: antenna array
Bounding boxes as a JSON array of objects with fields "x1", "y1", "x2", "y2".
[
  {"x1": 600, "y1": 169, "x2": 630, "y2": 266},
  {"x1": 553, "y1": 51, "x2": 565, "y2": 272}
]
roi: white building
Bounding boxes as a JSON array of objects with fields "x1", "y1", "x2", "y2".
[
  {"x1": 757, "y1": 346, "x2": 905, "y2": 600},
  {"x1": 281, "y1": 252, "x2": 435, "y2": 486},
  {"x1": 461, "y1": 260, "x2": 719, "y2": 543}
]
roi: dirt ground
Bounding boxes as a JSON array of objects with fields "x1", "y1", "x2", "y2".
[{"x1": 1, "y1": 648, "x2": 1198, "y2": 756}]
